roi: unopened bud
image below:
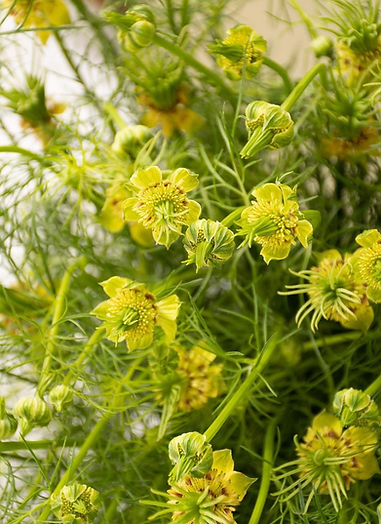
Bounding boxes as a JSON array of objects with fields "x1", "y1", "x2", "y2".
[
  {"x1": 49, "y1": 385, "x2": 73, "y2": 412},
  {"x1": 183, "y1": 219, "x2": 235, "y2": 272},
  {"x1": 240, "y1": 101, "x2": 294, "y2": 159},
  {"x1": 50, "y1": 483, "x2": 100, "y2": 524},
  {"x1": 106, "y1": 6, "x2": 156, "y2": 53},
  {"x1": 14, "y1": 396, "x2": 52, "y2": 436},
  {"x1": 310, "y1": 35, "x2": 333, "y2": 58},
  {"x1": 333, "y1": 388, "x2": 380, "y2": 427},
  {"x1": 0, "y1": 397, "x2": 18, "y2": 440},
  {"x1": 168, "y1": 431, "x2": 213, "y2": 482},
  {"x1": 112, "y1": 124, "x2": 152, "y2": 156}
]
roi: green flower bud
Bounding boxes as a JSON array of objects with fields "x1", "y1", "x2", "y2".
[
  {"x1": 240, "y1": 101, "x2": 294, "y2": 159},
  {"x1": 168, "y1": 431, "x2": 213, "y2": 483},
  {"x1": 112, "y1": 124, "x2": 152, "y2": 156},
  {"x1": 14, "y1": 396, "x2": 52, "y2": 436},
  {"x1": 333, "y1": 388, "x2": 380, "y2": 428},
  {"x1": 0, "y1": 397, "x2": 18, "y2": 440},
  {"x1": 310, "y1": 35, "x2": 333, "y2": 58},
  {"x1": 209, "y1": 24, "x2": 267, "y2": 80},
  {"x1": 49, "y1": 385, "x2": 73, "y2": 412},
  {"x1": 183, "y1": 219, "x2": 235, "y2": 272},
  {"x1": 50, "y1": 483, "x2": 100, "y2": 524},
  {"x1": 106, "y1": 5, "x2": 156, "y2": 54}
]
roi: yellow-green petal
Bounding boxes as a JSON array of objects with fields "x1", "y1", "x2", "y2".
[
  {"x1": 212, "y1": 449, "x2": 234, "y2": 474},
  {"x1": 170, "y1": 168, "x2": 199, "y2": 192},
  {"x1": 297, "y1": 220, "x2": 313, "y2": 248},
  {"x1": 356, "y1": 229, "x2": 381, "y2": 248},
  {"x1": 100, "y1": 276, "x2": 131, "y2": 297},
  {"x1": 123, "y1": 197, "x2": 140, "y2": 221},
  {"x1": 261, "y1": 243, "x2": 291, "y2": 264},
  {"x1": 131, "y1": 166, "x2": 162, "y2": 189},
  {"x1": 252, "y1": 183, "x2": 282, "y2": 203}
]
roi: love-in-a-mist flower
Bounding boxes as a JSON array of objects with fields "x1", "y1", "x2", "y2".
[
  {"x1": 240, "y1": 101, "x2": 294, "y2": 158},
  {"x1": 91, "y1": 276, "x2": 180, "y2": 351},
  {"x1": 333, "y1": 388, "x2": 380, "y2": 428},
  {"x1": 176, "y1": 344, "x2": 224, "y2": 412},
  {"x1": 1, "y1": 0, "x2": 70, "y2": 44},
  {"x1": 166, "y1": 449, "x2": 255, "y2": 524},
  {"x1": 50, "y1": 483, "x2": 100, "y2": 524},
  {"x1": 274, "y1": 412, "x2": 380, "y2": 512},
  {"x1": 280, "y1": 250, "x2": 374, "y2": 332},
  {"x1": 236, "y1": 183, "x2": 313, "y2": 264},
  {"x1": 209, "y1": 24, "x2": 267, "y2": 80},
  {"x1": 14, "y1": 395, "x2": 52, "y2": 436},
  {"x1": 351, "y1": 229, "x2": 381, "y2": 303},
  {"x1": 123, "y1": 166, "x2": 201, "y2": 248},
  {"x1": 183, "y1": 219, "x2": 235, "y2": 272}
]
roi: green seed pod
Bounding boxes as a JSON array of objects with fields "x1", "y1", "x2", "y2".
[
  {"x1": 333, "y1": 388, "x2": 380, "y2": 428},
  {"x1": 310, "y1": 35, "x2": 333, "y2": 58},
  {"x1": 240, "y1": 101, "x2": 294, "y2": 159},
  {"x1": 50, "y1": 483, "x2": 100, "y2": 524},
  {"x1": 183, "y1": 219, "x2": 235, "y2": 272},
  {"x1": 49, "y1": 385, "x2": 73, "y2": 412},
  {"x1": 14, "y1": 396, "x2": 52, "y2": 436},
  {"x1": 114, "y1": 5, "x2": 156, "y2": 53},
  {"x1": 0, "y1": 397, "x2": 18, "y2": 440},
  {"x1": 112, "y1": 125, "x2": 152, "y2": 156},
  {"x1": 168, "y1": 431, "x2": 213, "y2": 483}
]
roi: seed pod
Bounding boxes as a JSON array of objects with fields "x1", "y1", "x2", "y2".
[
  {"x1": 14, "y1": 396, "x2": 52, "y2": 436},
  {"x1": 50, "y1": 483, "x2": 100, "y2": 524},
  {"x1": 49, "y1": 385, "x2": 73, "y2": 412},
  {"x1": 168, "y1": 431, "x2": 213, "y2": 482},
  {"x1": 0, "y1": 397, "x2": 18, "y2": 440},
  {"x1": 112, "y1": 125, "x2": 152, "y2": 156}
]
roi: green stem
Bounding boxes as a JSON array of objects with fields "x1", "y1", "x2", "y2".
[
  {"x1": 303, "y1": 331, "x2": 362, "y2": 350},
  {"x1": 288, "y1": 0, "x2": 318, "y2": 39},
  {"x1": 281, "y1": 63, "x2": 325, "y2": 112},
  {"x1": 63, "y1": 328, "x2": 106, "y2": 386},
  {"x1": 248, "y1": 420, "x2": 277, "y2": 524},
  {"x1": 37, "y1": 257, "x2": 85, "y2": 396},
  {"x1": 365, "y1": 374, "x2": 381, "y2": 397},
  {"x1": 152, "y1": 33, "x2": 235, "y2": 101},
  {"x1": 204, "y1": 336, "x2": 279, "y2": 441},
  {"x1": 0, "y1": 145, "x2": 42, "y2": 160},
  {"x1": 0, "y1": 438, "x2": 81, "y2": 452},
  {"x1": 262, "y1": 57, "x2": 293, "y2": 94},
  {"x1": 221, "y1": 206, "x2": 246, "y2": 228},
  {"x1": 103, "y1": 103, "x2": 127, "y2": 130}
]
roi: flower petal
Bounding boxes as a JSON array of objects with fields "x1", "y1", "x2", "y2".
[
  {"x1": 367, "y1": 285, "x2": 381, "y2": 303},
  {"x1": 212, "y1": 449, "x2": 234, "y2": 474},
  {"x1": 228, "y1": 472, "x2": 256, "y2": 501},
  {"x1": 340, "y1": 304, "x2": 374, "y2": 332},
  {"x1": 123, "y1": 197, "x2": 140, "y2": 221},
  {"x1": 100, "y1": 276, "x2": 131, "y2": 297},
  {"x1": 127, "y1": 332, "x2": 153, "y2": 351},
  {"x1": 252, "y1": 183, "x2": 282, "y2": 203},
  {"x1": 355, "y1": 229, "x2": 381, "y2": 248},
  {"x1": 296, "y1": 220, "x2": 313, "y2": 248},
  {"x1": 312, "y1": 411, "x2": 342, "y2": 438},
  {"x1": 131, "y1": 166, "x2": 162, "y2": 189},
  {"x1": 170, "y1": 168, "x2": 199, "y2": 192},
  {"x1": 156, "y1": 294, "x2": 181, "y2": 321},
  {"x1": 91, "y1": 300, "x2": 110, "y2": 320},
  {"x1": 260, "y1": 243, "x2": 291, "y2": 264},
  {"x1": 186, "y1": 200, "x2": 202, "y2": 224}
]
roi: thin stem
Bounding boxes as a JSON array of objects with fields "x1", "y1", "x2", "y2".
[
  {"x1": 152, "y1": 33, "x2": 235, "y2": 102},
  {"x1": 204, "y1": 335, "x2": 279, "y2": 441},
  {"x1": 248, "y1": 420, "x2": 277, "y2": 524},
  {"x1": 103, "y1": 103, "x2": 127, "y2": 130},
  {"x1": 0, "y1": 438, "x2": 81, "y2": 452},
  {"x1": 63, "y1": 328, "x2": 106, "y2": 386},
  {"x1": 288, "y1": 0, "x2": 318, "y2": 39},
  {"x1": 365, "y1": 374, "x2": 381, "y2": 397},
  {"x1": 36, "y1": 355, "x2": 146, "y2": 522},
  {"x1": 37, "y1": 257, "x2": 85, "y2": 396},
  {"x1": 303, "y1": 331, "x2": 362, "y2": 350},
  {"x1": 262, "y1": 56, "x2": 293, "y2": 94},
  {"x1": 221, "y1": 206, "x2": 246, "y2": 228},
  {"x1": 281, "y1": 63, "x2": 325, "y2": 112}
]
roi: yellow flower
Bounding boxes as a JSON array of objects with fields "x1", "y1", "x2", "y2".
[
  {"x1": 351, "y1": 229, "x2": 381, "y2": 303},
  {"x1": 274, "y1": 412, "x2": 380, "y2": 512},
  {"x1": 210, "y1": 24, "x2": 267, "y2": 80},
  {"x1": 123, "y1": 166, "x2": 201, "y2": 248},
  {"x1": 91, "y1": 276, "x2": 180, "y2": 351},
  {"x1": 99, "y1": 178, "x2": 154, "y2": 246},
  {"x1": 139, "y1": 87, "x2": 203, "y2": 137},
  {"x1": 281, "y1": 250, "x2": 374, "y2": 332},
  {"x1": 336, "y1": 40, "x2": 381, "y2": 86},
  {"x1": 237, "y1": 183, "x2": 313, "y2": 264},
  {"x1": 167, "y1": 449, "x2": 254, "y2": 524},
  {"x1": 2, "y1": 0, "x2": 70, "y2": 44},
  {"x1": 176, "y1": 344, "x2": 224, "y2": 412},
  {"x1": 50, "y1": 483, "x2": 100, "y2": 524},
  {"x1": 320, "y1": 126, "x2": 381, "y2": 161}
]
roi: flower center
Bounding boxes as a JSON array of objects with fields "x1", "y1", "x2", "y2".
[
  {"x1": 250, "y1": 200, "x2": 298, "y2": 247},
  {"x1": 359, "y1": 243, "x2": 381, "y2": 289},
  {"x1": 135, "y1": 181, "x2": 189, "y2": 231}
]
